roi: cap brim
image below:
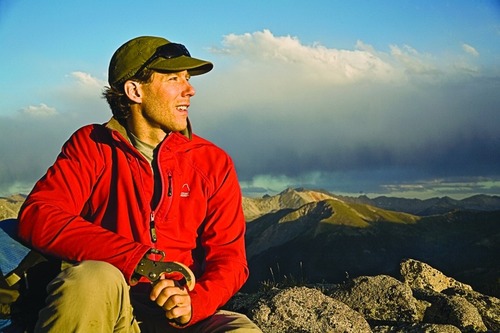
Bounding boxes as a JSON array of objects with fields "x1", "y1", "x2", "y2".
[{"x1": 149, "y1": 56, "x2": 213, "y2": 76}]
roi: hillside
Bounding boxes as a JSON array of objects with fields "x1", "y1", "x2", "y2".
[
  {"x1": 342, "y1": 193, "x2": 500, "y2": 216},
  {"x1": 242, "y1": 187, "x2": 336, "y2": 221},
  {"x1": 243, "y1": 188, "x2": 500, "y2": 298},
  {"x1": 245, "y1": 197, "x2": 419, "y2": 259},
  {"x1": 243, "y1": 188, "x2": 500, "y2": 219},
  {"x1": 0, "y1": 194, "x2": 25, "y2": 220}
]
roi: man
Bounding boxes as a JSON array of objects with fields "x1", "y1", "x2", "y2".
[{"x1": 17, "y1": 36, "x2": 261, "y2": 332}]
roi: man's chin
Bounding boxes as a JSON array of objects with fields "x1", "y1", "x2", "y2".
[{"x1": 168, "y1": 123, "x2": 188, "y2": 134}]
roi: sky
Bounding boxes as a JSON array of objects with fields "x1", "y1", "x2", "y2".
[{"x1": 0, "y1": 0, "x2": 499, "y2": 199}]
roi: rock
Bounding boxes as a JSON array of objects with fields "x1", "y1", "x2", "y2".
[
  {"x1": 225, "y1": 259, "x2": 500, "y2": 332},
  {"x1": 326, "y1": 275, "x2": 421, "y2": 323},
  {"x1": 372, "y1": 323, "x2": 461, "y2": 332},
  {"x1": 228, "y1": 286, "x2": 372, "y2": 333},
  {"x1": 424, "y1": 294, "x2": 488, "y2": 332},
  {"x1": 400, "y1": 259, "x2": 472, "y2": 293},
  {"x1": 442, "y1": 287, "x2": 500, "y2": 332}
]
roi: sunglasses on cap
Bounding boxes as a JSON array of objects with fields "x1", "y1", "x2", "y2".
[{"x1": 134, "y1": 43, "x2": 191, "y2": 76}]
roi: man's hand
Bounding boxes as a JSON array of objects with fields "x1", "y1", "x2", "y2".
[{"x1": 150, "y1": 279, "x2": 192, "y2": 326}]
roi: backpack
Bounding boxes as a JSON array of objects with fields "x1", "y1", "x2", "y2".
[{"x1": 0, "y1": 219, "x2": 60, "y2": 333}]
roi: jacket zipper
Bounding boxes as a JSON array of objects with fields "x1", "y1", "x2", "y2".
[
  {"x1": 149, "y1": 173, "x2": 173, "y2": 244},
  {"x1": 167, "y1": 173, "x2": 173, "y2": 197},
  {"x1": 149, "y1": 211, "x2": 157, "y2": 243}
]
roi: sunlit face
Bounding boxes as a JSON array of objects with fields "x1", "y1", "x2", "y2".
[{"x1": 136, "y1": 70, "x2": 195, "y2": 135}]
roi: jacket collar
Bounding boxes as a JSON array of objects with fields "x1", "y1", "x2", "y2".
[{"x1": 105, "y1": 117, "x2": 192, "y2": 142}]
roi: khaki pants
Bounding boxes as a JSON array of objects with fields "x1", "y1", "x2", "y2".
[{"x1": 35, "y1": 261, "x2": 262, "y2": 333}]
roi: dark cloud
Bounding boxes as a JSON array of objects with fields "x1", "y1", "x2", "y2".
[
  {"x1": 190, "y1": 32, "x2": 500, "y2": 197},
  {"x1": 194, "y1": 77, "x2": 500, "y2": 185},
  {"x1": 0, "y1": 73, "x2": 109, "y2": 195}
]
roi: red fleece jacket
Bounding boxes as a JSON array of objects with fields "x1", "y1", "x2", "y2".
[{"x1": 18, "y1": 117, "x2": 249, "y2": 326}]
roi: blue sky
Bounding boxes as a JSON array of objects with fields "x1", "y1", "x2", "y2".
[{"x1": 1, "y1": 0, "x2": 499, "y2": 199}]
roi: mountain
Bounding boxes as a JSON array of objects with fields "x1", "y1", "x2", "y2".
[
  {"x1": 242, "y1": 188, "x2": 500, "y2": 298},
  {"x1": 346, "y1": 193, "x2": 500, "y2": 216},
  {"x1": 243, "y1": 188, "x2": 500, "y2": 219},
  {"x1": 0, "y1": 194, "x2": 25, "y2": 220},
  {"x1": 245, "y1": 196, "x2": 419, "y2": 259},
  {"x1": 242, "y1": 187, "x2": 336, "y2": 221}
]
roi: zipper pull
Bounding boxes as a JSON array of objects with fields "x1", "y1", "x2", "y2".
[
  {"x1": 150, "y1": 211, "x2": 157, "y2": 243},
  {"x1": 168, "y1": 173, "x2": 173, "y2": 197}
]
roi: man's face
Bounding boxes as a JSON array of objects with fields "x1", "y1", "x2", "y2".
[{"x1": 137, "y1": 70, "x2": 195, "y2": 134}]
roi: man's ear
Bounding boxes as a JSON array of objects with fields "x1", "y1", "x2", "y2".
[{"x1": 124, "y1": 80, "x2": 143, "y2": 103}]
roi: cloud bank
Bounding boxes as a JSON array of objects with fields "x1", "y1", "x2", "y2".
[
  {"x1": 1, "y1": 30, "x2": 499, "y2": 199},
  {"x1": 0, "y1": 72, "x2": 109, "y2": 195},
  {"x1": 193, "y1": 30, "x2": 500, "y2": 197}
]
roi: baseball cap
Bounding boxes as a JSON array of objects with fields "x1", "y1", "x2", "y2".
[{"x1": 108, "y1": 36, "x2": 213, "y2": 89}]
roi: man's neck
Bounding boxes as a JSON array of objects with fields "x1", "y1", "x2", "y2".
[
  {"x1": 127, "y1": 130, "x2": 156, "y2": 163},
  {"x1": 125, "y1": 119, "x2": 167, "y2": 147}
]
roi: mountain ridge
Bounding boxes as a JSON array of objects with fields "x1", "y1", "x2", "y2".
[
  {"x1": 243, "y1": 187, "x2": 500, "y2": 221},
  {"x1": 0, "y1": 194, "x2": 26, "y2": 220},
  {"x1": 242, "y1": 188, "x2": 500, "y2": 298}
]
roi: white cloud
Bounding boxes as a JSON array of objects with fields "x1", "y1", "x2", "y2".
[
  {"x1": 217, "y1": 29, "x2": 398, "y2": 84},
  {"x1": 211, "y1": 30, "x2": 487, "y2": 96},
  {"x1": 70, "y1": 71, "x2": 106, "y2": 89},
  {"x1": 214, "y1": 30, "x2": 486, "y2": 85},
  {"x1": 20, "y1": 103, "x2": 58, "y2": 117},
  {"x1": 462, "y1": 43, "x2": 479, "y2": 57},
  {"x1": 389, "y1": 44, "x2": 440, "y2": 76}
]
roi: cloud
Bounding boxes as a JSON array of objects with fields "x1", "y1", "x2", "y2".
[
  {"x1": 0, "y1": 72, "x2": 109, "y2": 196},
  {"x1": 1, "y1": 31, "x2": 499, "y2": 200},
  {"x1": 20, "y1": 103, "x2": 58, "y2": 117},
  {"x1": 389, "y1": 44, "x2": 440, "y2": 76},
  {"x1": 215, "y1": 29, "x2": 398, "y2": 84},
  {"x1": 70, "y1": 71, "x2": 107, "y2": 89},
  {"x1": 380, "y1": 177, "x2": 500, "y2": 199},
  {"x1": 193, "y1": 30, "x2": 500, "y2": 198},
  {"x1": 462, "y1": 43, "x2": 479, "y2": 57}
]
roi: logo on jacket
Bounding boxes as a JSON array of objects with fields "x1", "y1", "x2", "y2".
[{"x1": 180, "y1": 184, "x2": 190, "y2": 197}]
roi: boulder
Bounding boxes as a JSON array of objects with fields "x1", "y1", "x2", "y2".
[
  {"x1": 443, "y1": 287, "x2": 500, "y2": 332},
  {"x1": 225, "y1": 259, "x2": 500, "y2": 332},
  {"x1": 372, "y1": 323, "x2": 461, "y2": 332},
  {"x1": 327, "y1": 275, "x2": 421, "y2": 323},
  {"x1": 424, "y1": 294, "x2": 487, "y2": 332},
  {"x1": 228, "y1": 286, "x2": 372, "y2": 333},
  {"x1": 400, "y1": 259, "x2": 472, "y2": 293}
]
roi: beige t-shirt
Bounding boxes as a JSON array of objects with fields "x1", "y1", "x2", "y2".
[{"x1": 128, "y1": 131, "x2": 161, "y2": 208}]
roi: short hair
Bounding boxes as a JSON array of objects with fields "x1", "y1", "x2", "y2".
[{"x1": 102, "y1": 68, "x2": 155, "y2": 122}]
